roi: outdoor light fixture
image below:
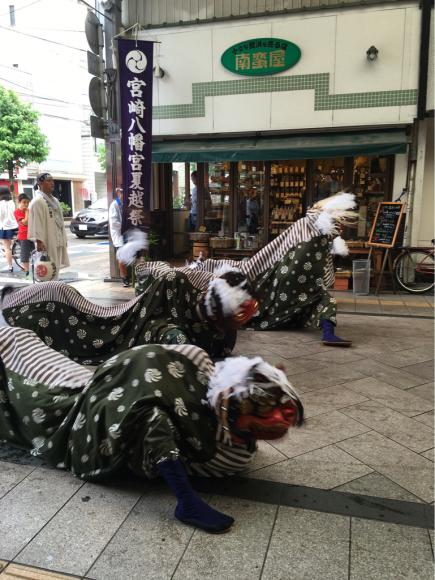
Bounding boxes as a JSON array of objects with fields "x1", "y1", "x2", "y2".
[
  {"x1": 153, "y1": 64, "x2": 165, "y2": 78},
  {"x1": 366, "y1": 46, "x2": 378, "y2": 61}
]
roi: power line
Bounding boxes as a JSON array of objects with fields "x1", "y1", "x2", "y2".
[
  {"x1": 0, "y1": 0, "x2": 42, "y2": 19},
  {"x1": 0, "y1": 76, "x2": 91, "y2": 108},
  {"x1": 0, "y1": 24, "x2": 87, "y2": 52}
]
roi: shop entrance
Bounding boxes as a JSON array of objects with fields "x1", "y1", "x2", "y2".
[{"x1": 53, "y1": 180, "x2": 72, "y2": 217}]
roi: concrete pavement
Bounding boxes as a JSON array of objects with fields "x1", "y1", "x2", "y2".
[{"x1": 0, "y1": 277, "x2": 433, "y2": 580}]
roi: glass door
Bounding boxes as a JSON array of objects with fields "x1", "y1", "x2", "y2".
[
  {"x1": 237, "y1": 161, "x2": 265, "y2": 248},
  {"x1": 203, "y1": 162, "x2": 231, "y2": 234},
  {"x1": 269, "y1": 160, "x2": 306, "y2": 241}
]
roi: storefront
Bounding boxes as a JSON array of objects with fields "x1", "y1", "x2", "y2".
[{"x1": 151, "y1": 129, "x2": 407, "y2": 257}]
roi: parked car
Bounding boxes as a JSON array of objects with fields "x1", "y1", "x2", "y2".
[{"x1": 70, "y1": 198, "x2": 109, "y2": 238}]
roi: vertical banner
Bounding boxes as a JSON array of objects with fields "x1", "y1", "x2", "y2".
[{"x1": 118, "y1": 39, "x2": 154, "y2": 234}]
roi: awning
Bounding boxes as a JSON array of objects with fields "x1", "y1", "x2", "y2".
[{"x1": 152, "y1": 129, "x2": 408, "y2": 163}]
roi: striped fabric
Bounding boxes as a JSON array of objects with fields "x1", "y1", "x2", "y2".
[
  {"x1": 0, "y1": 326, "x2": 93, "y2": 389},
  {"x1": 154, "y1": 343, "x2": 215, "y2": 381},
  {"x1": 137, "y1": 209, "x2": 335, "y2": 289},
  {"x1": 2, "y1": 282, "x2": 143, "y2": 315},
  {"x1": 185, "y1": 429, "x2": 254, "y2": 477}
]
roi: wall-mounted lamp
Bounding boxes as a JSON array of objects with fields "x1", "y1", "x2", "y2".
[
  {"x1": 366, "y1": 46, "x2": 378, "y2": 61},
  {"x1": 153, "y1": 64, "x2": 165, "y2": 78}
]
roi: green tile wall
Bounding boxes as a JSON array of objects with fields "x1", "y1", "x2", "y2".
[{"x1": 152, "y1": 73, "x2": 417, "y2": 119}]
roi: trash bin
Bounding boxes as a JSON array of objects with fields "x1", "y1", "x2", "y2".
[{"x1": 353, "y1": 260, "x2": 371, "y2": 296}]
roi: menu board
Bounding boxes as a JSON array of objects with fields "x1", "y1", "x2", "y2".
[{"x1": 368, "y1": 202, "x2": 406, "y2": 248}]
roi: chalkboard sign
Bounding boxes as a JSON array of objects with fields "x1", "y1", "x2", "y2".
[{"x1": 368, "y1": 202, "x2": 406, "y2": 248}]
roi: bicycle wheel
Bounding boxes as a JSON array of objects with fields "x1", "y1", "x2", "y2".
[
  {"x1": 394, "y1": 249, "x2": 434, "y2": 294},
  {"x1": 12, "y1": 240, "x2": 24, "y2": 270}
]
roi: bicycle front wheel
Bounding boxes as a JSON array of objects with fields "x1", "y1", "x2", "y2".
[
  {"x1": 394, "y1": 249, "x2": 434, "y2": 294},
  {"x1": 12, "y1": 240, "x2": 24, "y2": 270}
]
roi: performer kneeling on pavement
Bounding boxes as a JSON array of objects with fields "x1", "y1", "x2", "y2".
[
  {"x1": 0, "y1": 326, "x2": 303, "y2": 533},
  {"x1": 136, "y1": 193, "x2": 357, "y2": 347},
  {"x1": 1, "y1": 265, "x2": 258, "y2": 364}
]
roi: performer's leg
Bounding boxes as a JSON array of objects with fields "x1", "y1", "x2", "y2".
[
  {"x1": 157, "y1": 458, "x2": 234, "y2": 533},
  {"x1": 321, "y1": 319, "x2": 352, "y2": 347}
]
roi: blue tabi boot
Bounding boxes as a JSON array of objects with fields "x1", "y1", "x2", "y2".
[
  {"x1": 157, "y1": 458, "x2": 235, "y2": 533},
  {"x1": 321, "y1": 319, "x2": 352, "y2": 347}
]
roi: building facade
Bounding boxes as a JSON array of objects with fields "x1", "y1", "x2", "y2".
[
  {"x1": 104, "y1": 0, "x2": 433, "y2": 259},
  {"x1": 0, "y1": 0, "x2": 106, "y2": 212}
]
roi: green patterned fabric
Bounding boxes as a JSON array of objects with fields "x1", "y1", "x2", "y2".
[
  {"x1": 0, "y1": 345, "x2": 217, "y2": 481},
  {"x1": 3, "y1": 272, "x2": 235, "y2": 365},
  {"x1": 246, "y1": 235, "x2": 337, "y2": 331}
]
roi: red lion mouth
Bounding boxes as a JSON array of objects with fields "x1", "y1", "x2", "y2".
[{"x1": 234, "y1": 401, "x2": 298, "y2": 442}]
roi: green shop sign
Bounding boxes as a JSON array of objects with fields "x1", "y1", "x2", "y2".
[{"x1": 221, "y1": 38, "x2": 301, "y2": 76}]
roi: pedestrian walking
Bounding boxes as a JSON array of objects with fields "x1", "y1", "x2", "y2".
[
  {"x1": 28, "y1": 173, "x2": 69, "y2": 280},
  {"x1": 0, "y1": 185, "x2": 18, "y2": 273},
  {"x1": 14, "y1": 194, "x2": 33, "y2": 280}
]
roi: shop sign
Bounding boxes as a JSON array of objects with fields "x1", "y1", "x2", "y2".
[
  {"x1": 221, "y1": 38, "x2": 301, "y2": 76},
  {"x1": 118, "y1": 39, "x2": 154, "y2": 234}
]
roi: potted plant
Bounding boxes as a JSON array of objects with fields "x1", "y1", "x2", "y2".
[{"x1": 59, "y1": 202, "x2": 71, "y2": 217}]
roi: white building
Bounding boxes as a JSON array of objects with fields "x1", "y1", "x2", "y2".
[
  {"x1": 0, "y1": 0, "x2": 107, "y2": 212},
  {"x1": 109, "y1": 0, "x2": 433, "y2": 258}
]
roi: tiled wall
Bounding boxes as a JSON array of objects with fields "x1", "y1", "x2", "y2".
[
  {"x1": 144, "y1": 4, "x2": 420, "y2": 134},
  {"x1": 152, "y1": 74, "x2": 417, "y2": 119}
]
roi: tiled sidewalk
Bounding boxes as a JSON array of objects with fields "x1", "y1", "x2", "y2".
[{"x1": 0, "y1": 282, "x2": 433, "y2": 579}]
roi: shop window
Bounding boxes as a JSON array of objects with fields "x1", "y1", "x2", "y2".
[
  {"x1": 312, "y1": 158, "x2": 345, "y2": 203},
  {"x1": 269, "y1": 160, "x2": 306, "y2": 240},
  {"x1": 237, "y1": 161, "x2": 265, "y2": 246},
  {"x1": 353, "y1": 155, "x2": 388, "y2": 238},
  {"x1": 172, "y1": 162, "x2": 193, "y2": 254},
  {"x1": 203, "y1": 162, "x2": 230, "y2": 234}
]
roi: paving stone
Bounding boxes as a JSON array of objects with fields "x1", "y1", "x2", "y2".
[
  {"x1": 262, "y1": 508, "x2": 350, "y2": 580},
  {"x1": 17, "y1": 479, "x2": 144, "y2": 577},
  {"x1": 173, "y1": 496, "x2": 277, "y2": 580},
  {"x1": 286, "y1": 365, "x2": 367, "y2": 393},
  {"x1": 350, "y1": 518, "x2": 434, "y2": 580},
  {"x1": 369, "y1": 344, "x2": 435, "y2": 368},
  {"x1": 420, "y1": 449, "x2": 434, "y2": 462},
  {"x1": 0, "y1": 462, "x2": 35, "y2": 499},
  {"x1": 242, "y1": 441, "x2": 287, "y2": 474},
  {"x1": 340, "y1": 400, "x2": 434, "y2": 453},
  {"x1": 246, "y1": 444, "x2": 373, "y2": 490},
  {"x1": 1, "y1": 563, "x2": 78, "y2": 579},
  {"x1": 407, "y1": 383, "x2": 434, "y2": 403},
  {"x1": 337, "y1": 431, "x2": 434, "y2": 503},
  {"x1": 0, "y1": 561, "x2": 7, "y2": 573},
  {"x1": 342, "y1": 376, "x2": 434, "y2": 417},
  {"x1": 412, "y1": 410, "x2": 434, "y2": 428},
  {"x1": 300, "y1": 385, "x2": 369, "y2": 419},
  {"x1": 87, "y1": 487, "x2": 195, "y2": 580},
  {"x1": 347, "y1": 359, "x2": 428, "y2": 389},
  {"x1": 270, "y1": 410, "x2": 370, "y2": 459},
  {"x1": 0, "y1": 469, "x2": 83, "y2": 561},
  {"x1": 333, "y1": 472, "x2": 424, "y2": 503},
  {"x1": 403, "y1": 361, "x2": 435, "y2": 381}
]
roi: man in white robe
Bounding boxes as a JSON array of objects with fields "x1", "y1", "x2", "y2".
[{"x1": 28, "y1": 173, "x2": 69, "y2": 280}]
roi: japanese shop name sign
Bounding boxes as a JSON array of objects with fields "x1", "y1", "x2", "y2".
[
  {"x1": 221, "y1": 38, "x2": 301, "y2": 76},
  {"x1": 118, "y1": 39, "x2": 154, "y2": 234}
]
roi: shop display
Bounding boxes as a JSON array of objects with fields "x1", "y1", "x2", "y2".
[
  {"x1": 238, "y1": 161, "x2": 264, "y2": 242},
  {"x1": 312, "y1": 158, "x2": 345, "y2": 203},
  {"x1": 268, "y1": 161, "x2": 306, "y2": 240},
  {"x1": 205, "y1": 162, "x2": 230, "y2": 234},
  {"x1": 352, "y1": 155, "x2": 387, "y2": 238}
]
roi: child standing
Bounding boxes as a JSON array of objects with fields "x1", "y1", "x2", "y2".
[{"x1": 14, "y1": 194, "x2": 33, "y2": 280}]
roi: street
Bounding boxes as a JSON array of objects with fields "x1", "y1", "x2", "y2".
[{"x1": 0, "y1": 229, "x2": 110, "y2": 281}]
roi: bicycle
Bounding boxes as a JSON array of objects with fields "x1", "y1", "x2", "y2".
[
  {"x1": 0, "y1": 236, "x2": 24, "y2": 271},
  {"x1": 393, "y1": 240, "x2": 434, "y2": 294}
]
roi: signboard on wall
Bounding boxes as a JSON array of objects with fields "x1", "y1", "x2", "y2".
[
  {"x1": 221, "y1": 38, "x2": 301, "y2": 76},
  {"x1": 118, "y1": 39, "x2": 154, "y2": 234}
]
